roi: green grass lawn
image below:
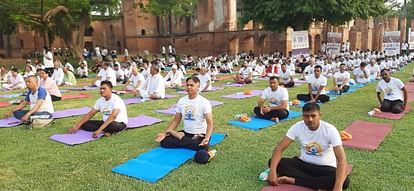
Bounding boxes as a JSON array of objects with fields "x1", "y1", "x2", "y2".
[{"x1": 0, "y1": 64, "x2": 414, "y2": 191}]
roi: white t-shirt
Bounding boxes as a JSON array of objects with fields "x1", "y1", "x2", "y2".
[
  {"x1": 98, "y1": 67, "x2": 117, "y2": 86},
  {"x1": 278, "y1": 70, "x2": 293, "y2": 84},
  {"x1": 175, "y1": 95, "x2": 212, "y2": 134},
  {"x1": 197, "y1": 73, "x2": 212, "y2": 91},
  {"x1": 142, "y1": 73, "x2": 165, "y2": 98},
  {"x1": 333, "y1": 71, "x2": 350, "y2": 86},
  {"x1": 286, "y1": 120, "x2": 342, "y2": 168},
  {"x1": 354, "y1": 68, "x2": 370, "y2": 82},
  {"x1": 43, "y1": 51, "x2": 54, "y2": 68},
  {"x1": 129, "y1": 73, "x2": 145, "y2": 89},
  {"x1": 239, "y1": 67, "x2": 253, "y2": 78},
  {"x1": 25, "y1": 87, "x2": 54, "y2": 113},
  {"x1": 9, "y1": 74, "x2": 25, "y2": 86},
  {"x1": 51, "y1": 68, "x2": 64, "y2": 84},
  {"x1": 164, "y1": 70, "x2": 183, "y2": 84},
  {"x1": 261, "y1": 86, "x2": 289, "y2": 110},
  {"x1": 304, "y1": 65, "x2": 315, "y2": 75},
  {"x1": 93, "y1": 94, "x2": 128, "y2": 124},
  {"x1": 367, "y1": 64, "x2": 380, "y2": 77},
  {"x1": 376, "y1": 77, "x2": 405, "y2": 101},
  {"x1": 307, "y1": 75, "x2": 327, "y2": 95}
]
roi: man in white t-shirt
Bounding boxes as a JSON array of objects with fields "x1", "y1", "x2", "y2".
[
  {"x1": 278, "y1": 64, "x2": 295, "y2": 88},
  {"x1": 254, "y1": 76, "x2": 289, "y2": 121},
  {"x1": 233, "y1": 63, "x2": 253, "y2": 84},
  {"x1": 297, "y1": 65, "x2": 330, "y2": 103},
  {"x1": 253, "y1": 61, "x2": 266, "y2": 77},
  {"x1": 93, "y1": 62, "x2": 117, "y2": 87},
  {"x1": 367, "y1": 59, "x2": 380, "y2": 80},
  {"x1": 353, "y1": 62, "x2": 370, "y2": 84},
  {"x1": 124, "y1": 67, "x2": 145, "y2": 95},
  {"x1": 69, "y1": 80, "x2": 128, "y2": 138},
  {"x1": 198, "y1": 67, "x2": 212, "y2": 92},
  {"x1": 267, "y1": 102, "x2": 349, "y2": 190},
  {"x1": 5, "y1": 76, "x2": 54, "y2": 122},
  {"x1": 164, "y1": 65, "x2": 183, "y2": 88},
  {"x1": 155, "y1": 76, "x2": 214, "y2": 151},
  {"x1": 76, "y1": 61, "x2": 88, "y2": 78},
  {"x1": 1, "y1": 68, "x2": 26, "y2": 90},
  {"x1": 333, "y1": 64, "x2": 351, "y2": 94},
  {"x1": 140, "y1": 64, "x2": 165, "y2": 99},
  {"x1": 43, "y1": 47, "x2": 54, "y2": 76},
  {"x1": 376, "y1": 69, "x2": 408, "y2": 114}
]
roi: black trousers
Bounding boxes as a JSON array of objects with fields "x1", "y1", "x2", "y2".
[
  {"x1": 297, "y1": 94, "x2": 330, "y2": 103},
  {"x1": 381, "y1": 99, "x2": 404, "y2": 114},
  {"x1": 336, "y1": 85, "x2": 350, "y2": 93},
  {"x1": 160, "y1": 130, "x2": 207, "y2": 151},
  {"x1": 269, "y1": 157, "x2": 350, "y2": 190},
  {"x1": 281, "y1": 81, "x2": 295, "y2": 88},
  {"x1": 254, "y1": 107, "x2": 289, "y2": 120},
  {"x1": 80, "y1": 120, "x2": 126, "y2": 133},
  {"x1": 51, "y1": 95, "x2": 62, "y2": 102}
]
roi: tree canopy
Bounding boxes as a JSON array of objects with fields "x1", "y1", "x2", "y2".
[{"x1": 239, "y1": 0, "x2": 388, "y2": 31}]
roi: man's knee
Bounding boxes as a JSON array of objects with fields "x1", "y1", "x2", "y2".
[
  {"x1": 160, "y1": 136, "x2": 180, "y2": 148},
  {"x1": 391, "y1": 105, "x2": 403, "y2": 114}
]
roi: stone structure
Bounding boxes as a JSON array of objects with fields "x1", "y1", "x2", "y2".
[{"x1": 1, "y1": 0, "x2": 414, "y2": 58}]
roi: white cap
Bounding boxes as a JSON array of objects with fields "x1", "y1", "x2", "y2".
[{"x1": 172, "y1": 65, "x2": 178, "y2": 69}]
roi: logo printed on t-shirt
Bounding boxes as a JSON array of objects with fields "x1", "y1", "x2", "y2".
[
  {"x1": 304, "y1": 142, "x2": 322, "y2": 156},
  {"x1": 183, "y1": 105, "x2": 195, "y2": 121}
]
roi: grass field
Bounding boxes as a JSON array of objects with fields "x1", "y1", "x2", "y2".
[{"x1": 0, "y1": 63, "x2": 413, "y2": 191}]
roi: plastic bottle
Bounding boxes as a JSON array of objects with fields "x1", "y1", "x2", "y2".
[
  {"x1": 368, "y1": 110, "x2": 375, "y2": 116},
  {"x1": 258, "y1": 168, "x2": 270, "y2": 181},
  {"x1": 207, "y1": 149, "x2": 217, "y2": 161}
]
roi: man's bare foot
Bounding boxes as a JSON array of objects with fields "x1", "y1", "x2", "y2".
[
  {"x1": 166, "y1": 130, "x2": 185, "y2": 140},
  {"x1": 277, "y1": 176, "x2": 295, "y2": 184}
]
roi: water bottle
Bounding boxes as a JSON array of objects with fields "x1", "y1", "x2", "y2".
[
  {"x1": 258, "y1": 168, "x2": 270, "y2": 181},
  {"x1": 207, "y1": 149, "x2": 217, "y2": 161},
  {"x1": 368, "y1": 110, "x2": 375, "y2": 116}
]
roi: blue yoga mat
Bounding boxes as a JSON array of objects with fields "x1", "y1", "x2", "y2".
[
  {"x1": 112, "y1": 133, "x2": 226, "y2": 183},
  {"x1": 228, "y1": 111, "x2": 302, "y2": 130}
]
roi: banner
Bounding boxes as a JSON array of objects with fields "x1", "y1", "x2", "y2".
[
  {"x1": 326, "y1": 32, "x2": 342, "y2": 55},
  {"x1": 292, "y1": 30, "x2": 309, "y2": 58},
  {"x1": 382, "y1": 31, "x2": 400, "y2": 56},
  {"x1": 409, "y1": 28, "x2": 414, "y2": 50}
]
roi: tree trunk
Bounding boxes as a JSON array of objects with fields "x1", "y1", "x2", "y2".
[
  {"x1": 6, "y1": 34, "x2": 11, "y2": 58},
  {"x1": 75, "y1": 9, "x2": 90, "y2": 59}
]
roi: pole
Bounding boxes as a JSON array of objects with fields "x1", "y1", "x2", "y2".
[{"x1": 41, "y1": 0, "x2": 46, "y2": 47}]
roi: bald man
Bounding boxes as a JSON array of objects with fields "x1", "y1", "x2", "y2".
[{"x1": 124, "y1": 67, "x2": 145, "y2": 96}]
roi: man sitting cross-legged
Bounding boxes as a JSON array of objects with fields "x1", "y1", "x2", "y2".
[
  {"x1": 254, "y1": 76, "x2": 289, "y2": 122},
  {"x1": 297, "y1": 65, "x2": 330, "y2": 103},
  {"x1": 68, "y1": 80, "x2": 128, "y2": 138},
  {"x1": 139, "y1": 64, "x2": 166, "y2": 99},
  {"x1": 155, "y1": 76, "x2": 213, "y2": 151},
  {"x1": 123, "y1": 67, "x2": 145, "y2": 96},
  {"x1": 376, "y1": 69, "x2": 408, "y2": 114},
  {"x1": 278, "y1": 63, "x2": 295, "y2": 88},
  {"x1": 4, "y1": 76, "x2": 54, "y2": 122},
  {"x1": 332, "y1": 63, "x2": 351, "y2": 94},
  {"x1": 267, "y1": 102, "x2": 350, "y2": 191},
  {"x1": 233, "y1": 63, "x2": 253, "y2": 84}
]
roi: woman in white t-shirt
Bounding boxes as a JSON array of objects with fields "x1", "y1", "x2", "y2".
[
  {"x1": 376, "y1": 69, "x2": 407, "y2": 114},
  {"x1": 155, "y1": 76, "x2": 213, "y2": 151},
  {"x1": 297, "y1": 65, "x2": 330, "y2": 103},
  {"x1": 254, "y1": 76, "x2": 289, "y2": 121},
  {"x1": 267, "y1": 102, "x2": 349, "y2": 190},
  {"x1": 332, "y1": 64, "x2": 350, "y2": 94},
  {"x1": 69, "y1": 80, "x2": 128, "y2": 138}
]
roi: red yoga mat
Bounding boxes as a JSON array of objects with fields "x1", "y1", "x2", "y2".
[
  {"x1": 372, "y1": 106, "x2": 411, "y2": 120},
  {"x1": 261, "y1": 165, "x2": 353, "y2": 191},
  {"x1": 61, "y1": 93, "x2": 92, "y2": 100},
  {"x1": 0, "y1": 102, "x2": 11, "y2": 108},
  {"x1": 343, "y1": 120, "x2": 393, "y2": 151}
]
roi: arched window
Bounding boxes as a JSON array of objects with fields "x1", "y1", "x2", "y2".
[{"x1": 141, "y1": 29, "x2": 146, "y2": 36}]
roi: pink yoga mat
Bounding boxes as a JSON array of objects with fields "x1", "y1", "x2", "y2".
[
  {"x1": 49, "y1": 115, "x2": 163, "y2": 145},
  {"x1": 61, "y1": 93, "x2": 92, "y2": 100},
  {"x1": 343, "y1": 120, "x2": 393, "y2": 151},
  {"x1": 372, "y1": 106, "x2": 411, "y2": 120},
  {"x1": 0, "y1": 101, "x2": 11, "y2": 108},
  {"x1": 261, "y1": 165, "x2": 353, "y2": 191},
  {"x1": 222, "y1": 90, "x2": 262, "y2": 99}
]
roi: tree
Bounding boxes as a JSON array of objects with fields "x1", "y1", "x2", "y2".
[
  {"x1": 141, "y1": 0, "x2": 198, "y2": 35},
  {"x1": 239, "y1": 0, "x2": 388, "y2": 32},
  {"x1": 0, "y1": 0, "x2": 122, "y2": 58},
  {"x1": 0, "y1": 2, "x2": 17, "y2": 58}
]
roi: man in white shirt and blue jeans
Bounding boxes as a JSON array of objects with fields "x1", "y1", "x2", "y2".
[{"x1": 267, "y1": 102, "x2": 349, "y2": 190}]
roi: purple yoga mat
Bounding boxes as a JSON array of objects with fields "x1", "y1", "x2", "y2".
[
  {"x1": 223, "y1": 83, "x2": 245, "y2": 87},
  {"x1": 49, "y1": 130, "x2": 104, "y2": 145},
  {"x1": 294, "y1": 79, "x2": 307, "y2": 84},
  {"x1": 0, "y1": 117, "x2": 22, "y2": 128},
  {"x1": 126, "y1": 115, "x2": 163, "y2": 129},
  {"x1": 177, "y1": 86, "x2": 225, "y2": 94},
  {"x1": 154, "y1": 100, "x2": 224, "y2": 115},
  {"x1": 52, "y1": 107, "x2": 91, "y2": 119},
  {"x1": 343, "y1": 120, "x2": 393, "y2": 151},
  {"x1": 123, "y1": 98, "x2": 145, "y2": 105},
  {"x1": 49, "y1": 115, "x2": 163, "y2": 145},
  {"x1": 222, "y1": 90, "x2": 262, "y2": 99},
  {"x1": 0, "y1": 93, "x2": 24, "y2": 98}
]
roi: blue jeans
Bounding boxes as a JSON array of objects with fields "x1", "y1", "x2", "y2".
[{"x1": 13, "y1": 110, "x2": 52, "y2": 120}]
